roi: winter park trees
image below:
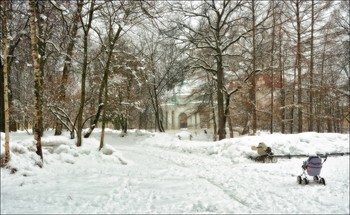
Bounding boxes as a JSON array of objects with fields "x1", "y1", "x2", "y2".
[
  {"x1": 1, "y1": 0, "x2": 349, "y2": 165},
  {"x1": 167, "y1": 0, "x2": 269, "y2": 140}
]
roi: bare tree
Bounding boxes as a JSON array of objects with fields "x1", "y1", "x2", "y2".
[
  {"x1": 171, "y1": 0, "x2": 246, "y2": 139},
  {"x1": 277, "y1": 3, "x2": 286, "y2": 134},
  {"x1": 50, "y1": 0, "x2": 83, "y2": 136},
  {"x1": 84, "y1": 0, "x2": 145, "y2": 140},
  {"x1": 84, "y1": 1, "x2": 123, "y2": 140},
  {"x1": 170, "y1": 0, "x2": 271, "y2": 139},
  {"x1": 29, "y1": 0, "x2": 43, "y2": 162},
  {"x1": 1, "y1": 0, "x2": 11, "y2": 165},
  {"x1": 0, "y1": 1, "x2": 31, "y2": 132},
  {"x1": 295, "y1": 0, "x2": 303, "y2": 133},
  {"x1": 134, "y1": 26, "x2": 187, "y2": 132},
  {"x1": 96, "y1": 2, "x2": 125, "y2": 149},
  {"x1": 308, "y1": 0, "x2": 315, "y2": 131},
  {"x1": 75, "y1": 0, "x2": 96, "y2": 147},
  {"x1": 282, "y1": 0, "x2": 312, "y2": 133},
  {"x1": 250, "y1": 0, "x2": 257, "y2": 135},
  {"x1": 269, "y1": 0, "x2": 276, "y2": 134}
]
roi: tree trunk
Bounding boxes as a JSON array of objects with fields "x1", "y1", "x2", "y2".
[
  {"x1": 29, "y1": 0, "x2": 43, "y2": 162},
  {"x1": 99, "y1": 23, "x2": 127, "y2": 147},
  {"x1": 206, "y1": 74, "x2": 217, "y2": 141},
  {"x1": 308, "y1": 0, "x2": 315, "y2": 131},
  {"x1": 278, "y1": 8, "x2": 285, "y2": 134},
  {"x1": 270, "y1": 0, "x2": 276, "y2": 134},
  {"x1": 290, "y1": 56, "x2": 297, "y2": 134},
  {"x1": 99, "y1": 73, "x2": 108, "y2": 151},
  {"x1": 153, "y1": 85, "x2": 165, "y2": 132},
  {"x1": 224, "y1": 91, "x2": 238, "y2": 138},
  {"x1": 2, "y1": 0, "x2": 11, "y2": 164},
  {"x1": 76, "y1": 30, "x2": 88, "y2": 146},
  {"x1": 223, "y1": 93, "x2": 229, "y2": 133},
  {"x1": 55, "y1": 0, "x2": 83, "y2": 136},
  {"x1": 348, "y1": 76, "x2": 350, "y2": 134},
  {"x1": 76, "y1": 0, "x2": 95, "y2": 147},
  {"x1": 317, "y1": 31, "x2": 327, "y2": 132},
  {"x1": 228, "y1": 109, "x2": 234, "y2": 138},
  {"x1": 0, "y1": 61, "x2": 4, "y2": 133},
  {"x1": 84, "y1": 102, "x2": 104, "y2": 138},
  {"x1": 148, "y1": 69, "x2": 165, "y2": 133},
  {"x1": 84, "y1": 25, "x2": 122, "y2": 138},
  {"x1": 210, "y1": 89, "x2": 217, "y2": 141},
  {"x1": 296, "y1": 0, "x2": 303, "y2": 133},
  {"x1": 251, "y1": 0, "x2": 257, "y2": 135},
  {"x1": 216, "y1": 60, "x2": 226, "y2": 140}
]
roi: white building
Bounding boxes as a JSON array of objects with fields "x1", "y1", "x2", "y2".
[{"x1": 162, "y1": 81, "x2": 211, "y2": 132}]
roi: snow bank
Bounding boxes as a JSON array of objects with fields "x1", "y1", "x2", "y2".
[
  {"x1": 2, "y1": 130, "x2": 349, "y2": 175},
  {"x1": 141, "y1": 131, "x2": 350, "y2": 163},
  {"x1": 1, "y1": 131, "x2": 127, "y2": 176}
]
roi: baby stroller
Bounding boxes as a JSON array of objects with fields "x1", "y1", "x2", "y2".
[{"x1": 297, "y1": 155, "x2": 327, "y2": 185}]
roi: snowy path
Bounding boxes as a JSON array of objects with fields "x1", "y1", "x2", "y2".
[
  {"x1": 104, "y1": 140, "x2": 349, "y2": 214},
  {"x1": 107, "y1": 142, "x2": 244, "y2": 213}
]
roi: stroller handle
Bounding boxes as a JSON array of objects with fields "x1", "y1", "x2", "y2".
[
  {"x1": 323, "y1": 154, "x2": 328, "y2": 163},
  {"x1": 315, "y1": 153, "x2": 328, "y2": 163}
]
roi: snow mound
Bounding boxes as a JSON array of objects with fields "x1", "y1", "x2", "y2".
[
  {"x1": 141, "y1": 132, "x2": 349, "y2": 163},
  {"x1": 1, "y1": 132, "x2": 127, "y2": 175}
]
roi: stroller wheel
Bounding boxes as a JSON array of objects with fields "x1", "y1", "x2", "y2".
[
  {"x1": 313, "y1": 176, "x2": 319, "y2": 182},
  {"x1": 320, "y1": 178, "x2": 326, "y2": 185},
  {"x1": 303, "y1": 178, "x2": 309, "y2": 185},
  {"x1": 297, "y1": 176, "x2": 302, "y2": 184}
]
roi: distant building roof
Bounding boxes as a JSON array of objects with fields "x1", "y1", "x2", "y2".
[{"x1": 164, "y1": 80, "x2": 203, "y2": 105}]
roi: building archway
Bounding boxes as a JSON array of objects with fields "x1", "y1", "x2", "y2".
[{"x1": 179, "y1": 112, "x2": 188, "y2": 129}]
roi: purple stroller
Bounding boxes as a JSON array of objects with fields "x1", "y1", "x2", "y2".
[{"x1": 297, "y1": 155, "x2": 326, "y2": 185}]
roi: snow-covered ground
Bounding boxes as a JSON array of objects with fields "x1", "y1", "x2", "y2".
[{"x1": 1, "y1": 129, "x2": 349, "y2": 214}]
